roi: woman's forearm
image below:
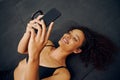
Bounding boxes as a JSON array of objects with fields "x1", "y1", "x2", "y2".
[
  {"x1": 17, "y1": 32, "x2": 30, "y2": 54},
  {"x1": 25, "y1": 57, "x2": 39, "y2": 80},
  {"x1": 24, "y1": 15, "x2": 54, "y2": 80}
]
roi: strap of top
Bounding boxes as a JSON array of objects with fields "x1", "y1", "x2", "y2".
[
  {"x1": 45, "y1": 45, "x2": 55, "y2": 47},
  {"x1": 56, "y1": 66, "x2": 67, "y2": 69}
]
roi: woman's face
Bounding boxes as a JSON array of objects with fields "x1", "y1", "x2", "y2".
[{"x1": 58, "y1": 29, "x2": 85, "y2": 53}]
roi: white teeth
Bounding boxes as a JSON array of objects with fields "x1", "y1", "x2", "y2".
[{"x1": 63, "y1": 38, "x2": 68, "y2": 44}]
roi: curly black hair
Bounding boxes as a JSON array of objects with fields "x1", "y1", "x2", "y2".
[{"x1": 68, "y1": 25, "x2": 117, "y2": 70}]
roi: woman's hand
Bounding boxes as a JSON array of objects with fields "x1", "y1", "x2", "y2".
[{"x1": 28, "y1": 15, "x2": 54, "y2": 60}]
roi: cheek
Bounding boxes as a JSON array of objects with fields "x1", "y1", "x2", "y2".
[
  {"x1": 58, "y1": 39, "x2": 81, "y2": 51},
  {"x1": 58, "y1": 40, "x2": 74, "y2": 50},
  {"x1": 68, "y1": 41, "x2": 79, "y2": 49},
  {"x1": 69, "y1": 41, "x2": 81, "y2": 49}
]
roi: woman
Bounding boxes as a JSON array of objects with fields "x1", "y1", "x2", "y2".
[
  {"x1": 0, "y1": 15, "x2": 116, "y2": 80},
  {"x1": 14, "y1": 15, "x2": 83, "y2": 80}
]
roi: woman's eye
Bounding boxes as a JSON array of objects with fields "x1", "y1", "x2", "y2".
[{"x1": 73, "y1": 37, "x2": 78, "y2": 41}]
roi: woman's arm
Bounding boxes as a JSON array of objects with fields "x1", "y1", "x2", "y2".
[
  {"x1": 24, "y1": 15, "x2": 54, "y2": 80},
  {"x1": 17, "y1": 19, "x2": 36, "y2": 54},
  {"x1": 25, "y1": 56, "x2": 40, "y2": 80},
  {"x1": 17, "y1": 32, "x2": 30, "y2": 54}
]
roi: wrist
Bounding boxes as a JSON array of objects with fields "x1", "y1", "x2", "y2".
[{"x1": 28, "y1": 56, "x2": 39, "y2": 63}]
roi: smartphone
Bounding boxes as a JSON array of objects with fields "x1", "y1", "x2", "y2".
[{"x1": 40, "y1": 8, "x2": 62, "y2": 27}]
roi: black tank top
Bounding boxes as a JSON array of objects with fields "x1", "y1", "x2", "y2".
[
  {"x1": 39, "y1": 66, "x2": 66, "y2": 79},
  {"x1": 26, "y1": 55, "x2": 66, "y2": 79}
]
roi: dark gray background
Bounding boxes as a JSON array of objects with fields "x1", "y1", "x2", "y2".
[{"x1": 0, "y1": 0, "x2": 120, "y2": 80}]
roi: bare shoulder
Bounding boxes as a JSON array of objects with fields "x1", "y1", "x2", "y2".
[
  {"x1": 46, "y1": 40, "x2": 55, "y2": 46},
  {"x1": 53, "y1": 67, "x2": 71, "y2": 79},
  {"x1": 44, "y1": 40, "x2": 55, "y2": 50}
]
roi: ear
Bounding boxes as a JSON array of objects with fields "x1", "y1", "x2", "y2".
[{"x1": 73, "y1": 48, "x2": 82, "y2": 54}]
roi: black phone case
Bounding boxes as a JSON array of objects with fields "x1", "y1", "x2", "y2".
[{"x1": 41, "y1": 8, "x2": 61, "y2": 27}]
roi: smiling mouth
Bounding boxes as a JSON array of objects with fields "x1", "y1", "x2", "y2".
[{"x1": 61, "y1": 37, "x2": 69, "y2": 44}]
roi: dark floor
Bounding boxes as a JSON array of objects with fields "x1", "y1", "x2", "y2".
[{"x1": 0, "y1": 0, "x2": 120, "y2": 80}]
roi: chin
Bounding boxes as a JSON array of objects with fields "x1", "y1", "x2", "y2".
[{"x1": 58, "y1": 40, "x2": 62, "y2": 46}]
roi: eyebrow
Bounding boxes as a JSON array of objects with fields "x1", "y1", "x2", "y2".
[{"x1": 70, "y1": 31, "x2": 80, "y2": 41}]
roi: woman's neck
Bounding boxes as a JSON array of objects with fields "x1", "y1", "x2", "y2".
[{"x1": 50, "y1": 47, "x2": 71, "y2": 63}]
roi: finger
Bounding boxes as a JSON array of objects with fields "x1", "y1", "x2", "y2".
[
  {"x1": 32, "y1": 19, "x2": 47, "y2": 41},
  {"x1": 31, "y1": 20, "x2": 41, "y2": 29},
  {"x1": 26, "y1": 19, "x2": 38, "y2": 33},
  {"x1": 33, "y1": 19, "x2": 42, "y2": 26},
  {"x1": 36, "y1": 15, "x2": 44, "y2": 20},
  {"x1": 40, "y1": 20, "x2": 46, "y2": 41},
  {"x1": 29, "y1": 19, "x2": 36, "y2": 24},
  {"x1": 27, "y1": 23, "x2": 34, "y2": 28},
  {"x1": 31, "y1": 23, "x2": 39, "y2": 29},
  {"x1": 26, "y1": 23, "x2": 33, "y2": 32},
  {"x1": 45, "y1": 22, "x2": 54, "y2": 41},
  {"x1": 33, "y1": 23, "x2": 42, "y2": 40},
  {"x1": 30, "y1": 28, "x2": 36, "y2": 41},
  {"x1": 33, "y1": 19, "x2": 46, "y2": 39},
  {"x1": 29, "y1": 19, "x2": 41, "y2": 26}
]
